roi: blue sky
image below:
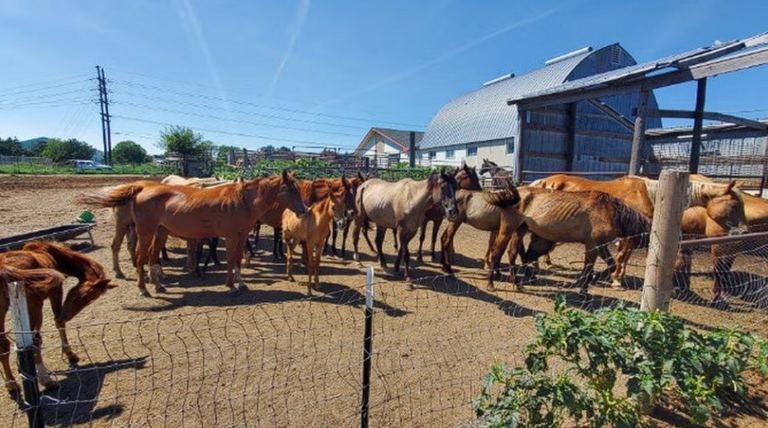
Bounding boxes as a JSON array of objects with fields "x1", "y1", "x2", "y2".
[{"x1": 2, "y1": 0, "x2": 768, "y2": 155}]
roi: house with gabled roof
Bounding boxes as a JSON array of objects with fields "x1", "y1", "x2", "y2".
[{"x1": 353, "y1": 127, "x2": 424, "y2": 168}]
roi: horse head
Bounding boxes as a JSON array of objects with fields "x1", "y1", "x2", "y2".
[
  {"x1": 340, "y1": 173, "x2": 356, "y2": 220},
  {"x1": 706, "y1": 180, "x2": 750, "y2": 235},
  {"x1": 328, "y1": 189, "x2": 349, "y2": 230},
  {"x1": 58, "y1": 278, "x2": 117, "y2": 323},
  {"x1": 456, "y1": 163, "x2": 482, "y2": 191},
  {"x1": 279, "y1": 169, "x2": 308, "y2": 216},
  {"x1": 436, "y1": 171, "x2": 460, "y2": 221}
]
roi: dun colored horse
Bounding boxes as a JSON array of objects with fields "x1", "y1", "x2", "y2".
[
  {"x1": 0, "y1": 243, "x2": 116, "y2": 392},
  {"x1": 352, "y1": 172, "x2": 456, "y2": 283},
  {"x1": 479, "y1": 159, "x2": 514, "y2": 189},
  {"x1": 78, "y1": 170, "x2": 307, "y2": 296},
  {"x1": 282, "y1": 188, "x2": 348, "y2": 295},
  {"x1": 417, "y1": 164, "x2": 482, "y2": 263}
]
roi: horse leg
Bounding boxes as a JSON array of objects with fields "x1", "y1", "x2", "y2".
[
  {"x1": 330, "y1": 222, "x2": 339, "y2": 257},
  {"x1": 485, "y1": 230, "x2": 497, "y2": 270},
  {"x1": 209, "y1": 237, "x2": 222, "y2": 266},
  {"x1": 0, "y1": 305, "x2": 20, "y2": 394},
  {"x1": 185, "y1": 239, "x2": 198, "y2": 274},
  {"x1": 149, "y1": 228, "x2": 170, "y2": 293},
  {"x1": 487, "y1": 228, "x2": 513, "y2": 292},
  {"x1": 611, "y1": 239, "x2": 633, "y2": 288},
  {"x1": 417, "y1": 220, "x2": 428, "y2": 264},
  {"x1": 48, "y1": 286, "x2": 79, "y2": 365},
  {"x1": 392, "y1": 228, "x2": 399, "y2": 251},
  {"x1": 596, "y1": 244, "x2": 617, "y2": 283},
  {"x1": 127, "y1": 225, "x2": 138, "y2": 267},
  {"x1": 233, "y1": 234, "x2": 249, "y2": 291},
  {"x1": 430, "y1": 217, "x2": 443, "y2": 263},
  {"x1": 277, "y1": 228, "x2": 285, "y2": 259},
  {"x1": 352, "y1": 219, "x2": 363, "y2": 266},
  {"x1": 363, "y1": 228, "x2": 377, "y2": 254},
  {"x1": 712, "y1": 243, "x2": 736, "y2": 301},
  {"x1": 29, "y1": 303, "x2": 57, "y2": 389},
  {"x1": 112, "y1": 217, "x2": 128, "y2": 279},
  {"x1": 224, "y1": 235, "x2": 241, "y2": 292},
  {"x1": 285, "y1": 235, "x2": 296, "y2": 283},
  {"x1": 506, "y1": 228, "x2": 527, "y2": 290},
  {"x1": 375, "y1": 226, "x2": 388, "y2": 270},
  {"x1": 399, "y1": 228, "x2": 417, "y2": 286},
  {"x1": 576, "y1": 246, "x2": 599, "y2": 296},
  {"x1": 341, "y1": 222, "x2": 351, "y2": 259},
  {"x1": 134, "y1": 225, "x2": 156, "y2": 297},
  {"x1": 313, "y1": 241, "x2": 322, "y2": 292},
  {"x1": 440, "y1": 221, "x2": 461, "y2": 274}
]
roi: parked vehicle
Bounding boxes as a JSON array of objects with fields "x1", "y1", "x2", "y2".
[{"x1": 73, "y1": 160, "x2": 113, "y2": 171}]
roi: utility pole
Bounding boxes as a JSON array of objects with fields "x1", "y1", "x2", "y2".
[{"x1": 96, "y1": 66, "x2": 113, "y2": 165}]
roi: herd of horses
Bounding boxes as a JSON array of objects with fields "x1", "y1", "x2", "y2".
[{"x1": 1, "y1": 163, "x2": 765, "y2": 394}]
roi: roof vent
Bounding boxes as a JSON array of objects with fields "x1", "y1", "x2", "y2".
[
  {"x1": 544, "y1": 46, "x2": 593, "y2": 66},
  {"x1": 482, "y1": 73, "x2": 515, "y2": 87}
]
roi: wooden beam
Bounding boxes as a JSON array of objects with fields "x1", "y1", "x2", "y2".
[
  {"x1": 566, "y1": 103, "x2": 577, "y2": 171},
  {"x1": 588, "y1": 98, "x2": 634, "y2": 131},
  {"x1": 644, "y1": 109, "x2": 768, "y2": 130},
  {"x1": 514, "y1": 114, "x2": 525, "y2": 183},
  {"x1": 511, "y1": 45, "x2": 768, "y2": 110},
  {"x1": 629, "y1": 90, "x2": 650, "y2": 175},
  {"x1": 689, "y1": 78, "x2": 707, "y2": 174}
]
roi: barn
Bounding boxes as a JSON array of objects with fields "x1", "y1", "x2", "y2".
[
  {"x1": 353, "y1": 127, "x2": 424, "y2": 168},
  {"x1": 417, "y1": 44, "x2": 662, "y2": 178}
]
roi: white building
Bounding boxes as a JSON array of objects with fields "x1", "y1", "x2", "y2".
[{"x1": 353, "y1": 127, "x2": 424, "y2": 168}]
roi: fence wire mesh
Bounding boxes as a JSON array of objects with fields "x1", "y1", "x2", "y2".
[{"x1": 1, "y1": 231, "x2": 767, "y2": 427}]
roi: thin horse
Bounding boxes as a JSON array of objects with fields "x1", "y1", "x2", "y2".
[{"x1": 0, "y1": 243, "x2": 116, "y2": 392}]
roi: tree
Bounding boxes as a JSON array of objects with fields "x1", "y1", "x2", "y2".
[
  {"x1": 112, "y1": 140, "x2": 149, "y2": 165},
  {"x1": 41, "y1": 138, "x2": 96, "y2": 163},
  {"x1": 158, "y1": 126, "x2": 209, "y2": 176},
  {"x1": 0, "y1": 137, "x2": 28, "y2": 156}
]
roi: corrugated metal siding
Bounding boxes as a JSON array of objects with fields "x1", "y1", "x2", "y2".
[{"x1": 646, "y1": 130, "x2": 767, "y2": 182}]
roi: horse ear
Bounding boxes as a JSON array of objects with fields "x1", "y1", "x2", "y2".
[
  {"x1": 357, "y1": 171, "x2": 365, "y2": 182},
  {"x1": 342, "y1": 175, "x2": 352, "y2": 191},
  {"x1": 724, "y1": 180, "x2": 737, "y2": 194},
  {"x1": 92, "y1": 278, "x2": 117, "y2": 291}
]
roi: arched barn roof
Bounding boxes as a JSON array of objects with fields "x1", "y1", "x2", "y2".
[{"x1": 419, "y1": 44, "x2": 638, "y2": 150}]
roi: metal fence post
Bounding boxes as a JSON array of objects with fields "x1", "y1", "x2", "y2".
[
  {"x1": 8, "y1": 281, "x2": 45, "y2": 428},
  {"x1": 640, "y1": 170, "x2": 689, "y2": 312},
  {"x1": 360, "y1": 266, "x2": 374, "y2": 428}
]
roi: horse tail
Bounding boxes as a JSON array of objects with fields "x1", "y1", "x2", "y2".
[
  {"x1": 76, "y1": 183, "x2": 144, "y2": 208},
  {"x1": 0, "y1": 266, "x2": 66, "y2": 293},
  {"x1": 611, "y1": 197, "x2": 652, "y2": 247}
]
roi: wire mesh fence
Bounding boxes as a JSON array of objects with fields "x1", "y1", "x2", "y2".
[{"x1": 2, "y1": 232, "x2": 767, "y2": 427}]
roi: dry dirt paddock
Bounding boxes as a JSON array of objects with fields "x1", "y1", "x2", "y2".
[{"x1": 1, "y1": 174, "x2": 767, "y2": 427}]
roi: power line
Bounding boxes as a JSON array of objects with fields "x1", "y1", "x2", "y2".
[
  {"x1": 113, "y1": 89, "x2": 370, "y2": 131},
  {"x1": 111, "y1": 79, "x2": 426, "y2": 128},
  {"x1": 0, "y1": 78, "x2": 93, "y2": 99},
  {"x1": 0, "y1": 73, "x2": 91, "y2": 91},
  {"x1": 109, "y1": 68, "x2": 426, "y2": 125},
  {"x1": 112, "y1": 114, "x2": 358, "y2": 148},
  {"x1": 116, "y1": 101, "x2": 361, "y2": 137}
]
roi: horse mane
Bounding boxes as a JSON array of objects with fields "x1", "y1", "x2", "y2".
[
  {"x1": 483, "y1": 188, "x2": 521, "y2": 208},
  {"x1": 22, "y1": 241, "x2": 106, "y2": 281}
]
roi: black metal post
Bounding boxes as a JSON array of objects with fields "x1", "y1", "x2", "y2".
[
  {"x1": 409, "y1": 131, "x2": 416, "y2": 168},
  {"x1": 360, "y1": 266, "x2": 374, "y2": 428},
  {"x1": 689, "y1": 78, "x2": 707, "y2": 174}
]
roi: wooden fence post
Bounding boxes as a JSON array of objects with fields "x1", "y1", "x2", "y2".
[
  {"x1": 640, "y1": 170, "x2": 689, "y2": 312},
  {"x1": 8, "y1": 281, "x2": 45, "y2": 428}
]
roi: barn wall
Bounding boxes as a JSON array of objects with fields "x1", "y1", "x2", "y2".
[{"x1": 645, "y1": 130, "x2": 767, "y2": 185}]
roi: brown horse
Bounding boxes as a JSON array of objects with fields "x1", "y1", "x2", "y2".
[
  {"x1": 352, "y1": 172, "x2": 456, "y2": 283},
  {"x1": 78, "y1": 170, "x2": 307, "y2": 296},
  {"x1": 417, "y1": 164, "x2": 482, "y2": 263},
  {"x1": 283, "y1": 188, "x2": 348, "y2": 295},
  {"x1": 0, "y1": 243, "x2": 116, "y2": 392},
  {"x1": 479, "y1": 158, "x2": 514, "y2": 189},
  {"x1": 530, "y1": 174, "x2": 748, "y2": 286}
]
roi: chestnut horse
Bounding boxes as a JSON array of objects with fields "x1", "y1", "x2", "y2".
[
  {"x1": 78, "y1": 170, "x2": 307, "y2": 296},
  {"x1": 417, "y1": 164, "x2": 482, "y2": 263},
  {"x1": 352, "y1": 172, "x2": 456, "y2": 284},
  {"x1": 282, "y1": 188, "x2": 348, "y2": 295},
  {"x1": 0, "y1": 243, "x2": 116, "y2": 392}
]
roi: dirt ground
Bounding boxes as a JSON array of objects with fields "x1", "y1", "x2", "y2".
[{"x1": 0, "y1": 174, "x2": 766, "y2": 427}]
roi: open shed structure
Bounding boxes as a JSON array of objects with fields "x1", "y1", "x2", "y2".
[{"x1": 508, "y1": 31, "x2": 768, "y2": 184}]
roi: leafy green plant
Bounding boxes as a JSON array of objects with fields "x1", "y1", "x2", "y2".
[{"x1": 474, "y1": 296, "x2": 768, "y2": 427}]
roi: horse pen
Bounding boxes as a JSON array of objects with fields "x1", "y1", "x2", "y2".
[{"x1": 1, "y1": 173, "x2": 767, "y2": 427}]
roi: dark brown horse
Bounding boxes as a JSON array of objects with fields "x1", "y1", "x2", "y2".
[
  {"x1": 0, "y1": 243, "x2": 116, "y2": 392},
  {"x1": 417, "y1": 164, "x2": 482, "y2": 263},
  {"x1": 479, "y1": 158, "x2": 514, "y2": 189},
  {"x1": 78, "y1": 170, "x2": 306, "y2": 296}
]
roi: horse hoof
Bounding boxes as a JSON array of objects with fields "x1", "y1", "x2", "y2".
[
  {"x1": 5, "y1": 380, "x2": 21, "y2": 395},
  {"x1": 406, "y1": 282, "x2": 415, "y2": 291},
  {"x1": 140, "y1": 289, "x2": 151, "y2": 298},
  {"x1": 487, "y1": 284, "x2": 496, "y2": 292},
  {"x1": 287, "y1": 276, "x2": 295, "y2": 282},
  {"x1": 67, "y1": 353, "x2": 81, "y2": 365},
  {"x1": 515, "y1": 284, "x2": 525, "y2": 292},
  {"x1": 237, "y1": 284, "x2": 248, "y2": 291},
  {"x1": 115, "y1": 272, "x2": 125, "y2": 279},
  {"x1": 611, "y1": 279, "x2": 623, "y2": 288},
  {"x1": 155, "y1": 284, "x2": 167, "y2": 293},
  {"x1": 227, "y1": 287, "x2": 240, "y2": 294},
  {"x1": 40, "y1": 378, "x2": 60, "y2": 390}
]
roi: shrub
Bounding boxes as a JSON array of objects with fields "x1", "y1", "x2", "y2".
[{"x1": 473, "y1": 296, "x2": 768, "y2": 427}]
